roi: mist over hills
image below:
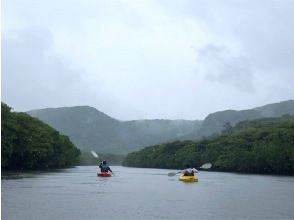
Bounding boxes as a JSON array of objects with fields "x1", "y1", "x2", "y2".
[
  {"x1": 28, "y1": 106, "x2": 202, "y2": 154},
  {"x1": 196, "y1": 100, "x2": 294, "y2": 139},
  {"x1": 27, "y1": 100, "x2": 294, "y2": 154}
]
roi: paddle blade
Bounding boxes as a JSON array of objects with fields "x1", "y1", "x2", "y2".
[
  {"x1": 90, "y1": 150, "x2": 99, "y2": 158},
  {"x1": 192, "y1": 168, "x2": 198, "y2": 173},
  {"x1": 168, "y1": 172, "x2": 177, "y2": 177},
  {"x1": 200, "y1": 163, "x2": 212, "y2": 169}
]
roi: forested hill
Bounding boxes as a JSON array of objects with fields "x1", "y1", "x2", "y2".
[
  {"x1": 123, "y1": 115, "x2": 294, "y2": 175},
  {"x1": 1, "y1": 103, "x2": 81, "y2": 170},
  {"x1": 26, "y1": 100, "x2": 294, "y2": 154},
  {"x1": 28, "y1": 106, "x2": 124, "y2": 153},
  {"x1": 194, "y1": 100, "x2": 294, "y2": 139},
  {"x1": 27, "y1": 106, "x2": 202, "y2": 154}
]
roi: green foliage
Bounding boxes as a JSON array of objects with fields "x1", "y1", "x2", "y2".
[
  {"x1": 123, "y1": 116, "x2": 294, "y2": 175},
  {"x1": 1, "y1": 103, "x2": 81, "y2": 170},
  {"x1": 196, "y1": 100, "x2": 294, "y2": 139},
  {"x1": 26, "y1": 100, "x2": 294, "y2": 154}
]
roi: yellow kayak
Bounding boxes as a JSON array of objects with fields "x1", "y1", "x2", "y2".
[{"x1": 179, "y1": 175, "x2": 198, "y2": 182}]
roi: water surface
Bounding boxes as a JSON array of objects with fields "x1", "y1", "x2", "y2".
[{"x1": 2, "y1": 166, "x2": 294, "y2": 219}]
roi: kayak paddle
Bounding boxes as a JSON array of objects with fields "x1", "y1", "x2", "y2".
[
  {"x1": 90, "y1": 150, "x2": 99, "y2": 159},
  {"x1": 168, "y1": 171, "x2": 181, "y2": 177},
  {"x1": 167, "y1": 163, "x2": 212, "y2": 176},
  {"x1": 199, "y1": 163, "x2": 212, "y2": 169}
]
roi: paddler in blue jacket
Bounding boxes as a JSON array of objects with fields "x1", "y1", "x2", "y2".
[{"x1": 99, "y1": 160, "x2": 113, "y2": 173}]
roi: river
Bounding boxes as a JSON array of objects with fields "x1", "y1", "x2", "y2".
[{"x1": 2, "y1": 166, "x2": 294, "y2": 220}]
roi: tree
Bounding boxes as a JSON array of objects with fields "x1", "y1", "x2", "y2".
[{"x1": 1, "y1": 103, "x2": 81, "y2": 170}]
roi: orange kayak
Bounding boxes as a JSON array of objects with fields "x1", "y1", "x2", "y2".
[{"x1": 97, "y1": 171, "x2": 112, "y2": 177}]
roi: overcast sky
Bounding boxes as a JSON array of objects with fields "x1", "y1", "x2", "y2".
[{"x1": 2, "y1": 0, "x2": 294, "y2": 120}]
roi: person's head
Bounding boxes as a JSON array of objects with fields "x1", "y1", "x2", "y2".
[
  {"x1": 102, "y1": 160, "x2": 107, "y2": 165},
  {"x1": 185, "y1": 164, "x2": 191, "y2": 169}
]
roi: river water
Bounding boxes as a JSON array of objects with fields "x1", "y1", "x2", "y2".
[{"x1": 2, "y1": 166, "x2": 294, "y2": 220}]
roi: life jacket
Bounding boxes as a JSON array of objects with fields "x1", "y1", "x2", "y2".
[
  {"x1": 184, "y1": 168, "x2": 194, "y2": 176},
  {"x1": 99, "y1": 164, "x2": 110, "y2": 172}
]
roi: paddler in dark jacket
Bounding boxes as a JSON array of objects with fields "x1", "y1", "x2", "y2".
[{"x1": 99, "y1": 160, "x2": 113, "y2": 173}]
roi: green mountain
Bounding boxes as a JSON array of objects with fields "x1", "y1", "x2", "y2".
[
  {"x1": 27, "y1": 106, "x2": 202, "y2": 154},
  {"x1": 28, "y1": 106, "x2": 123, "y2": 153},
  {"x1": 254, "y1": 100, "x2": 294, "y2": 117},
  {"x1": 194, "y1": 100, "x2": 294, "y2": 138},
  {"x1": 27, "y1": 100, "x2": 294, "y2": 155}
]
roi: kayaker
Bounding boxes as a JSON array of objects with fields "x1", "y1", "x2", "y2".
[
  {"x1": 182, "y1": 164, "x2": 194, "y2": 176},
  {"x1": 99, "y1": 160, "x2": 113, "y2": 173}
]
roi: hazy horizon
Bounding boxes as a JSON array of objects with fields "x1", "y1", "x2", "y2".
[
  {"x1": 2, "y1": 0, "x2": 294, "y2": 120},
  {"x1": 20, "y1": 99, "x2": 293, "y2": 122}
]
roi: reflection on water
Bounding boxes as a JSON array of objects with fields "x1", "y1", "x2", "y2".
[{"x1": 2, "y1": 166, "x2": 294, "y2": 220}]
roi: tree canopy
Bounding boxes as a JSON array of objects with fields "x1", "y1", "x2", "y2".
[
  {"x1": 123, "y1": 116, "x2": 294, "y2": 175},
  {"x1": 2, "y1": 103, "x2": 81, "y2": 170}
]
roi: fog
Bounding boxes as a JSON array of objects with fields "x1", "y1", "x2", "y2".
[{"x1": 2, "y1": 0, "x2": 294, "y2": 120}]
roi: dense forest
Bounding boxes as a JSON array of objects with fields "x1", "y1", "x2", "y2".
[
  {"x1": 1, "y1": 103, "x2": 81, "y2": 170},
  {"x1": 123, "y1": 115, "x2": 294, "y2": 175}
]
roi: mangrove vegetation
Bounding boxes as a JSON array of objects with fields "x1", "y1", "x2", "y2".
[
  {"x1": 1, "y1": 103, "x2": 81, "y2": 170},
  {"x1": 123, "y1": 115, "x2": 294, "y2": 175}
]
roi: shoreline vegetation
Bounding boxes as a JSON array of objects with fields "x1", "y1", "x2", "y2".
[
  {"x1": 2, "y1": 102, "x2": 294, "y2": 176},
  {"x1": 123, "y1": 116, "x2": 294, "y2": 176},
  {"x1": 1, "y1": 103, "x2": 81, "y2": 170}
]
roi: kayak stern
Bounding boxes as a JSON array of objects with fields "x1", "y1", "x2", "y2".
[
  {"x1": 97, "y1": 172, "x2": 112, "y2": 177},
  {"x1": 179, "y1": 175, "x2": 198, "y2": 182}
]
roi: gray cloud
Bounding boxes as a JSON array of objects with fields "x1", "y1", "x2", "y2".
[
  {"x1": 2, "y1": 0, "x2": 294, "y2": 120},
  {"x1": 2, "y1": 27, "x2": 116, "y2": 114},
  {"x1": 195, "y1": 44, "x2": 253, "y2": 92},
  {"x1": 161, "y1": 0, "x2": 294, "y2": 78}
]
